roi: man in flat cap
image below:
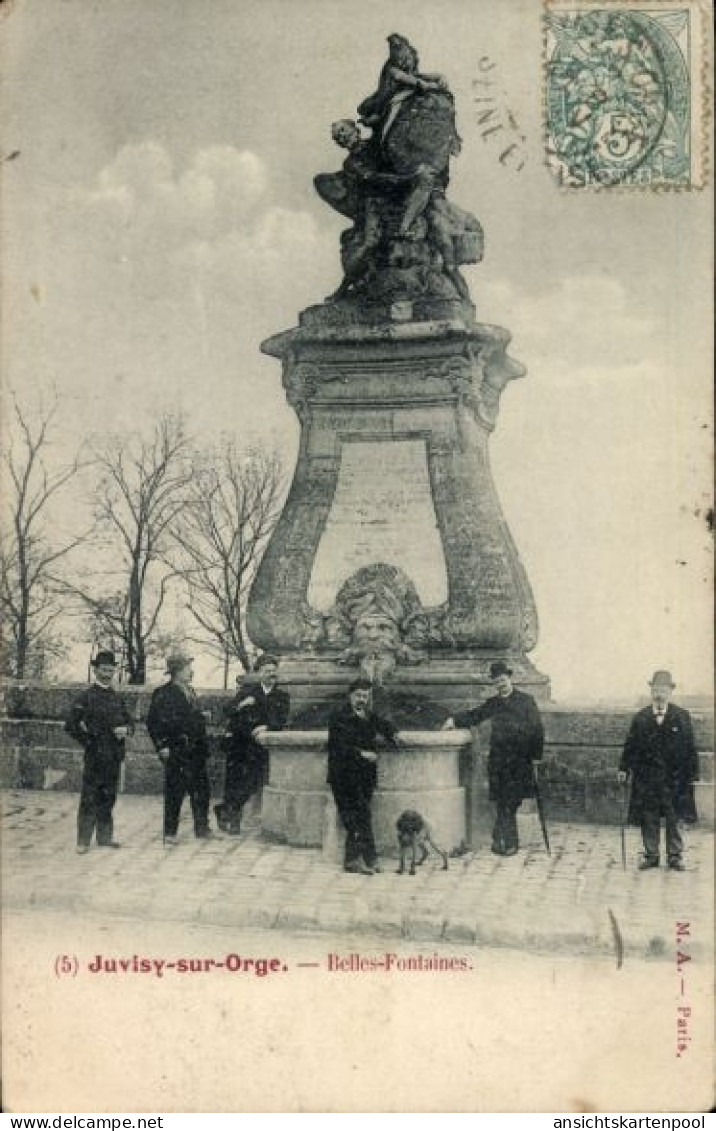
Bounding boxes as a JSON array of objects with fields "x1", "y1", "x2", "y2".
[
  {"x1": 147, "y1": 650, "x2": 212, "y2": 845},
  {"x1": 327, "y1": 677, "x2": 399, "y2": 874},
  {"x1": 619, "y1": 670, "x2": 698, "y2": 870},
  {"x1": 215, "y1": 654, "x2": 290, "y2": 836},
  {"x1": 443, "y1": 661, "x2": 544, "y2": 856},
  {"x1": 65, "y1": 650, "x2": 134, "y2": 854}
]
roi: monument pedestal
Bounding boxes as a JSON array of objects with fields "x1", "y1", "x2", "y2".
[{"x1": 247, "y1": 311, "x2": 549, "y2": 703}]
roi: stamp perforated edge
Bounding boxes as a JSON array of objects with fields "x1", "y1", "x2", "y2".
[{"x1": 542, "y1": 0, "x2": 713, "y2": 191}]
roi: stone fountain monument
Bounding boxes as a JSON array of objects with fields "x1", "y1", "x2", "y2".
[{"x1": 247, "y1": 35, "x2": 549, "y2": 849}]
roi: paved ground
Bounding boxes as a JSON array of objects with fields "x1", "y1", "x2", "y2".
[{"x1": 2, "y1": 789, "x2": 713, "y2": 960}]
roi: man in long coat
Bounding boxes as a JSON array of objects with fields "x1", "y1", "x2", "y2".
[
  {"x1": 66, "y1": 649, "x2": 134, "y2": 853},
  {"x1": 147, "y1": 651, "x2": 212, "y2": 844},
  {"x1": 619, "y1": 670, "x2": 698, "y2": 871},
  {"x1": 327, "y1": 677, "x2": 398, "y2": 874},
  {"x1": 215, "y1": 654, "x2": 290, "y2": 835},
  {"x1": 443, "y1": 660, "x2": 544, "y2": 856}
]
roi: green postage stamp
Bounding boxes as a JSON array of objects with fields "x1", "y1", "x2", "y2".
[{"x1": 544, "y1": 0, "x2": 712, "y2": 188}]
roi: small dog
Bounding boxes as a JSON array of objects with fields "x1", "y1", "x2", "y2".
[{"x1": 396, "y1": 810, "x2": 449, "y2": 875}]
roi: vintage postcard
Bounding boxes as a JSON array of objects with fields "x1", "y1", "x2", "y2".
[{"x1": 1, "y1": 0, "x2": 713, "y2": 1114}]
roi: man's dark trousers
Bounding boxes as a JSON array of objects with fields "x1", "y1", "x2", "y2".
[
  {"x1": 493, "y1": 801, "x2": 519, "y2": 853},
  {"x1": 78, "y1": 754, "x2": 121, "y2": 847},
  {"x1": 221, "y1": 752, "x2": 263, "y2": 831},
  {"x1": 642, "y1": 787, "x2": 683, "y2": 864},
  {"x1": 331, "y1": 782, "x2": 377, "y2": 868},
  {"x1": 164, "y1": 758, "x2": 210, "y2": 837}
]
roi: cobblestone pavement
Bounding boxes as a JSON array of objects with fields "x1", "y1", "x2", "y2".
[{"x1": 3, "y1": 790, "x2": 713, "y2": 960}]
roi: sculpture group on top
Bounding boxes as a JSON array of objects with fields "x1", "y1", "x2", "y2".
[{"x1": 315, "y1": 34, "x2": 484, "y2": 310}]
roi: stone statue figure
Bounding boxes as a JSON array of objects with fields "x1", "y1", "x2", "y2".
[
  {"x1": 315, "y1": 119, "x2": 402, "y2": 302},
  {"x1": 357, "y1": 33, "x2": 451, "y2": 150},
  {"x1": 314, "y1": 35, "x2": 484, "y2": 309}
]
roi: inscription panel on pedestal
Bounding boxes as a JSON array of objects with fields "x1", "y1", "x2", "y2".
[{"x1": 308, "y1": 438, "x2": 448, "y2": 611}]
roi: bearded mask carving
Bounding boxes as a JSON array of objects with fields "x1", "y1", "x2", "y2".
[{"x1": 323, "y1": 563, "x2": 429, "y2": 684}]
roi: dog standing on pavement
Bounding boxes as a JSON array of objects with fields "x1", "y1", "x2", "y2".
[{"x1": 396, "y1": 810, "x2": 449, "y2": 875}]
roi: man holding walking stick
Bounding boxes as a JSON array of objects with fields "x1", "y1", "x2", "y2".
[
  {"x1": 443, "y1": 661, "x2": 545, "y2": 856},
  {"x1": 619, "y1": 669, "x2": 698, "y2": 871}
]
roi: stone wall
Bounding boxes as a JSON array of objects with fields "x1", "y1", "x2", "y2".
[
  {"x1": 1, "y1": 700, "x2": 712, "y2": 829},
  {"x1": 535, "y1": 709, "x2": 713, "y2": 827}
]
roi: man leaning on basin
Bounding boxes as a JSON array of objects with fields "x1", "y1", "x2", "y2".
[
  {"x1": 65, "y1": 651, "x2": 699, "y2": 872},
  {"x1": 327, "y1": 676, "x2": 400, "y2": 875},
  {"x1": 442, "y1": 660, "x2": 544, "y2": 858}
]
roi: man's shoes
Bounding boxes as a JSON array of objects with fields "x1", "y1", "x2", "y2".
[
  {"x1": 344, "y1": 861, "x2": 373, "y2": 875},
  {"x1": 370, "y1": 862, "x2": 382, "y2": 873},
  {"x1": 668, "y1": 859, "x2": 685, "y2": 871},
  {"x1": 98, "y1": 841, "x2": 121, "y2": 849},
  {"x1": 491, "y1": 843, "x2": 505, "y2": 856},
  {"x1": 195, "y1": 829, "x2": 215, "y2": 839},
  {"x1": 75, "y1": 845, "x2": 90, "y2": 855},
  {"x1": 638, "y1": 858, "x2": 659, "y2": 870},
  {"x1": 164, "y1": 835, "x2": 178, "y2": 846},
  {"x1": 503, "y1": 846, "x2": 518, "y2": 857}
]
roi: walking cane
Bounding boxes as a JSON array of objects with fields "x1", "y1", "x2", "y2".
[
  {"x1": 533, "y1": 763, "x2": 551, "y2": 856},
  {"x1": 619, "y1": 773, "x2": 631, "y2": 871},
  {"x1": 158, "y1": 747, "x2": 171, "y2": 847},
  {"x1": 161, "y1": 754, "x2": 167, "y2": 848}
]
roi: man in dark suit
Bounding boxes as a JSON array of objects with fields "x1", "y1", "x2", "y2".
[
  {"x1": 214, "y1": 654, "x2": 290, "y2": 835},
  {"x1": 619, "y1": 670, "x2": 698, "y2": 871},
  {"x1": 327, "y1": 677, "x2": 398, "y2": 875},
  {"x1": 443, "y1": 660, "x2": 544, "y2": 856},
  {"x1": 66, "y1": 650, "x2": 134, "y2": 854},
  {"x1": 147, "y1": 650, "x2": 212, "y2": 845}
]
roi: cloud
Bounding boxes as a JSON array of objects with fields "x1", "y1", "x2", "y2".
[
  {"x1": 88, "y1": 142, "x2": 268, "y2": 238},
  {"x1": 474, "y1": 274, "x2": 659, "y2": 385},
  {"x1": 13, "y1": 141, "x2": 336, "y2": 434},
  {"x1": 78, "y1": 142, "x2": 330, "y2": 294}
]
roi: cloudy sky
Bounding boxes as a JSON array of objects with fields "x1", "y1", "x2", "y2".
[{"x1": 2, "y1": 0, "x2": 712, "y2": 700}]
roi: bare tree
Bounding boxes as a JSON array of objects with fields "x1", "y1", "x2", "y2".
[
  {"x1": 176, "y1": 440, "x2": 285, "y2": 685},
  {"x1": 0, "y1": 392, "x2": 89, "y2": 679},
  {"x1": 62, "y1": 414, "x2": 193, "y2": 684}
]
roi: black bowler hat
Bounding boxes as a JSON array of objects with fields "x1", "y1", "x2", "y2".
[
  {"x1": 91, "y1": 650, "x2": 117, "y2": 668},
  {"x1": 489, "y1": 660, "x2": 512, "y2": 680},
  {"x1": 649, "y1": 670, "x2": 675, "y2": 689}
]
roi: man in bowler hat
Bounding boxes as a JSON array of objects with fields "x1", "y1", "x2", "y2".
[
  {"x1": 65, "y1": 650, "x2": 134, "y2": 854},
  {"x1": 327, "y1": 677, "x2": 399, "y2": 874},
  {"x1": 443, "y1": 661, "x2": 544, "y2": 856},
  {"x1": 619, "y1": 670, "x2": 698, "y2": 870},
  {"x1": 147, "y1": 651, "x2": 212, "y2": 845},
  {"x1": 215, "y1": 654, "x2": 290, "y2": 835}
]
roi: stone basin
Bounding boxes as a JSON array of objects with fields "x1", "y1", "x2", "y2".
[{"x1": 261, "y1": 728, "x2": 471, "y2": 853}]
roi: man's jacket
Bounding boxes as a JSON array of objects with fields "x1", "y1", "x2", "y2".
[
  {"x1": 454, "y1": 688, "x2": 544, "y2": 803},
  {"x1": 327, "y1": 702, "x2": 397, "y2": 793},
  {"x1": 147, "y1": 681, "x2": 209, "y2": 764},
  {"x1": 223, "y1": 682, "x2": 290, "y2": 762},
  {"x1": 620, "y1": 704, "x2": 698, "y2": 824},
  {"x1": 65, "y1": 683, "x2": 134, "y2": 763}
]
